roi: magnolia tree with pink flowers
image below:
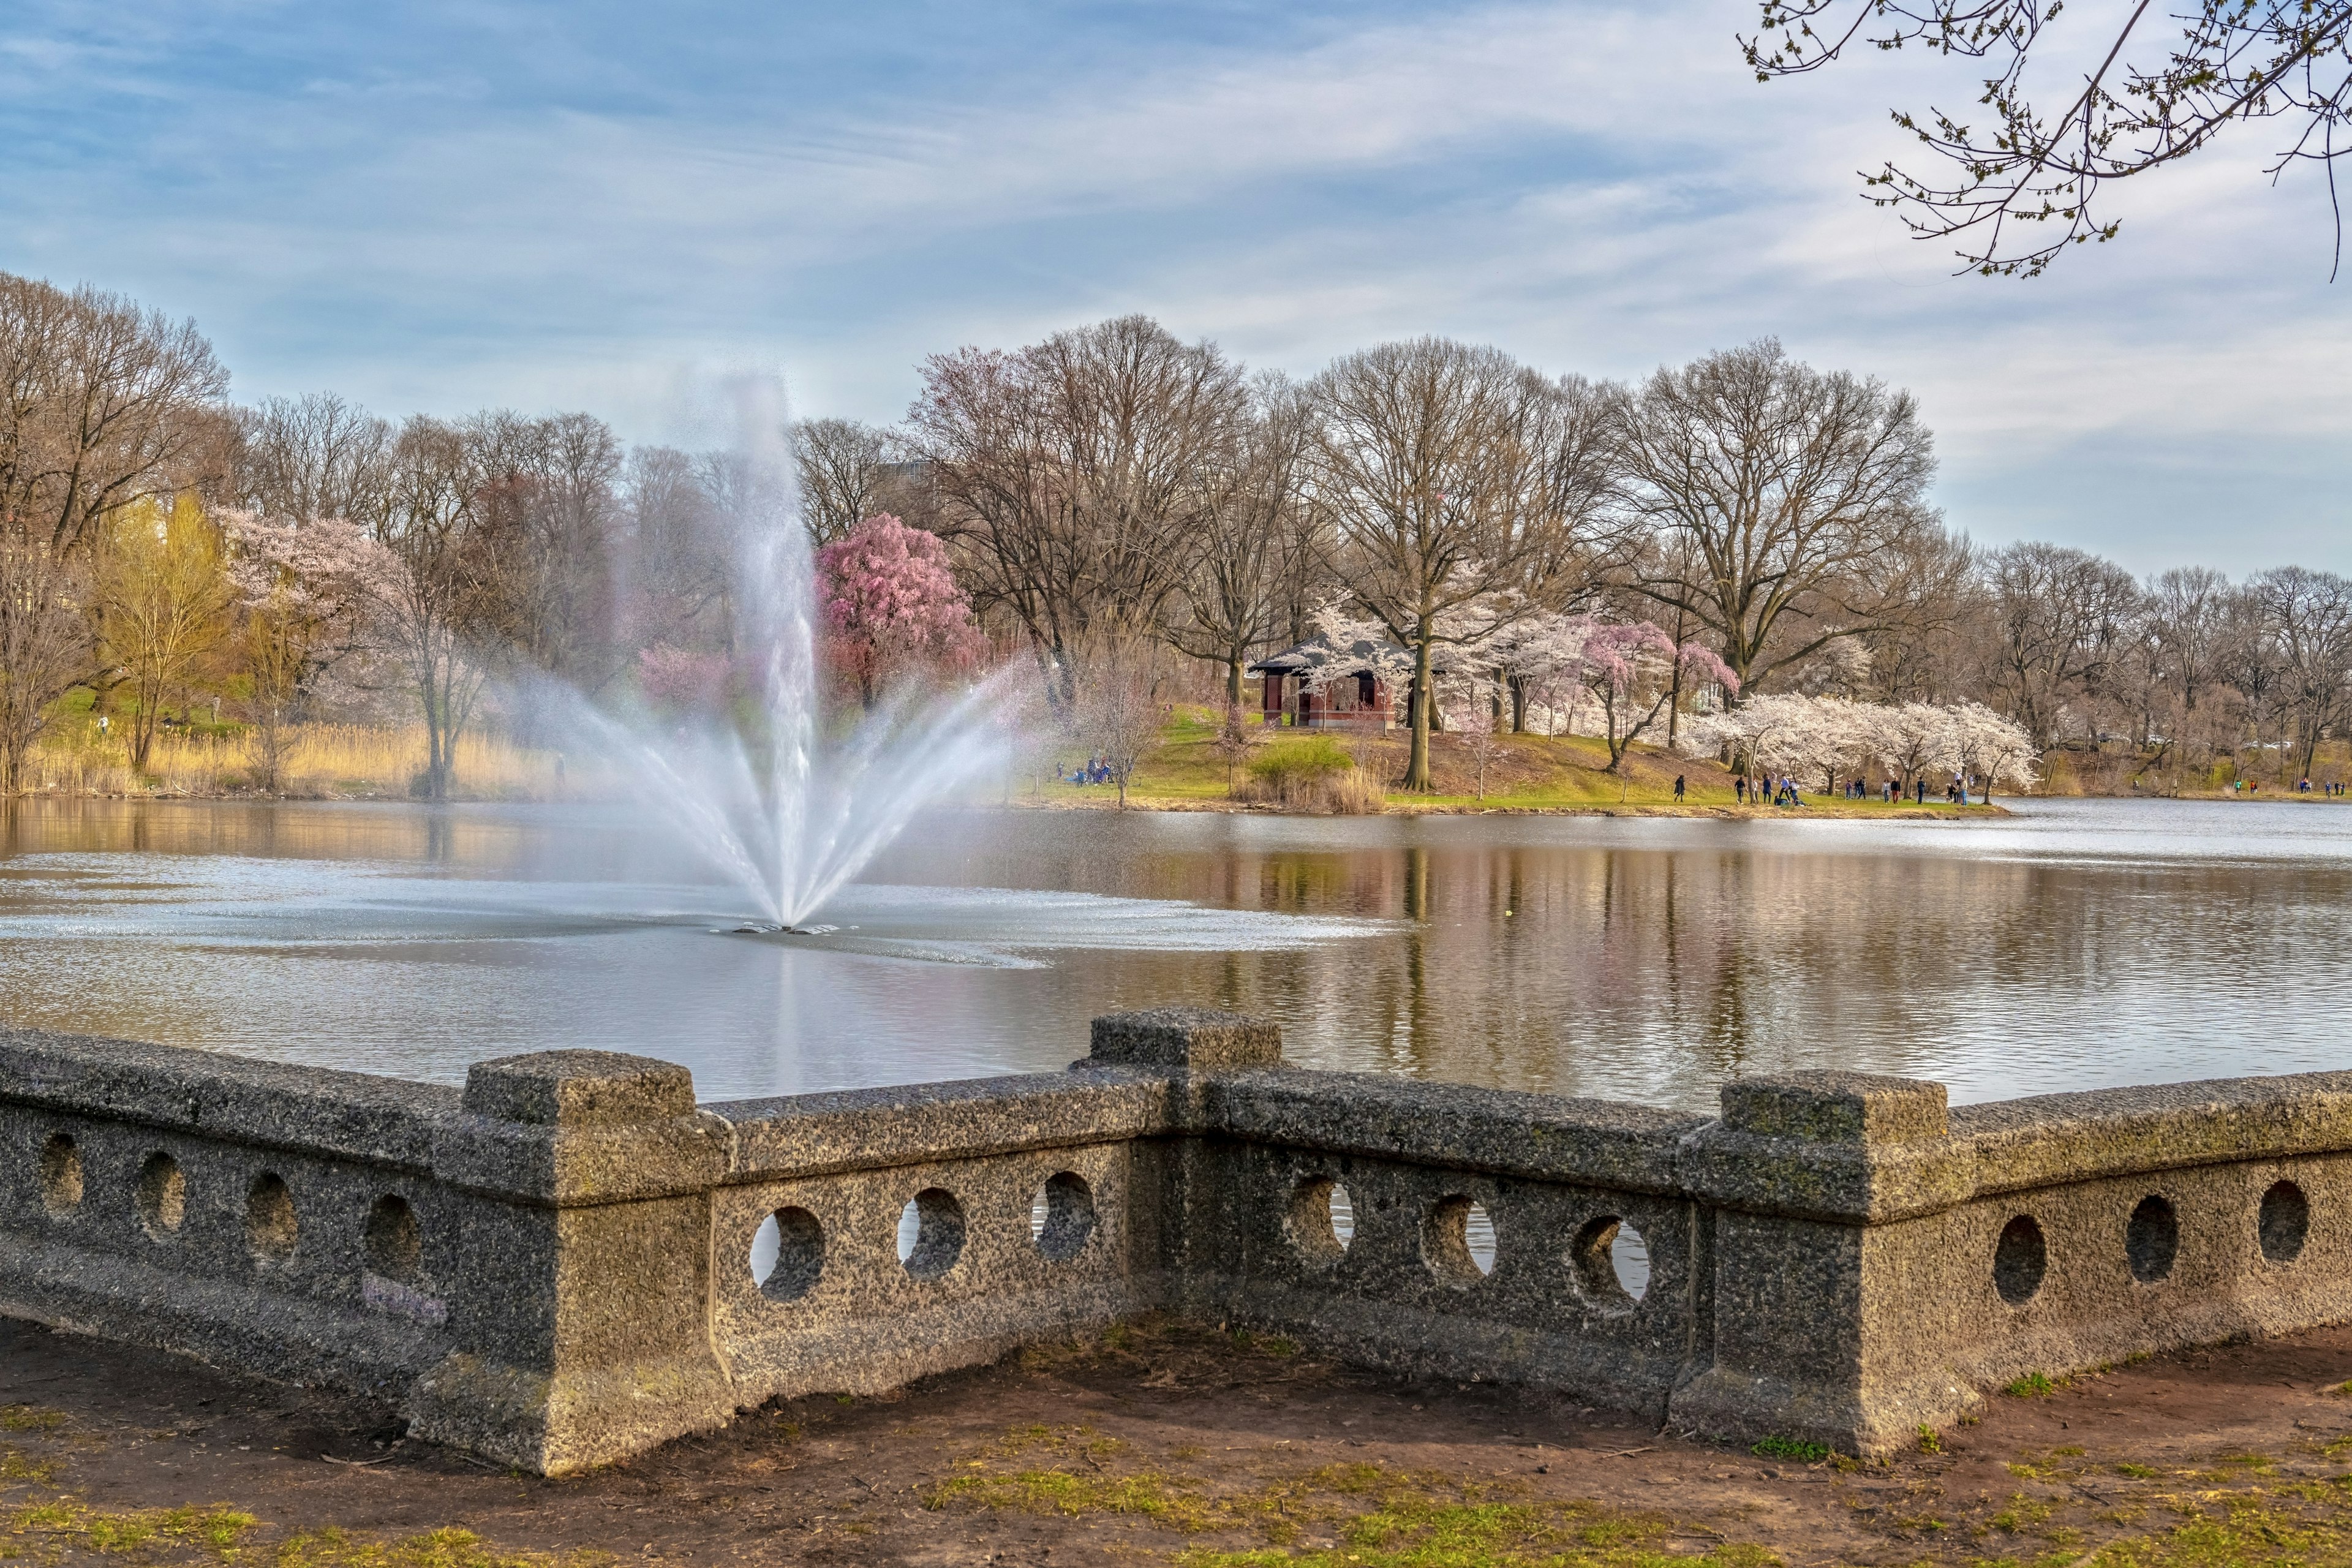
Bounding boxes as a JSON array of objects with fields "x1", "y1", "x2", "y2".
[{"x1": 815, "y1": 514, "x2": 988, "y2": 709}]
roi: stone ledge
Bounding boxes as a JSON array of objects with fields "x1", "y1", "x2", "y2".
[
  {"x1": 0, "y1": 1027, "x2": 456, "y2": 1169},
  {"x1": 711, "y1": 1069, "x2": 1179, "y2": 1180},
  {"x1": 1206, "y1": 1070, "x2": 1700, "y2": 1193}
]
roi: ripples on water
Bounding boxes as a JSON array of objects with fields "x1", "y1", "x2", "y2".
[{"x1": 0, "y1": 796, "x2": 2344, "y2": 1109}]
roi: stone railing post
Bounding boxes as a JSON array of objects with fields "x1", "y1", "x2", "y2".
[
  {"x1": 1670, "y1": 1070, "x2": 1975, "y2": 1457},
  {"x1": 1087, "y1": 1006, "x2": 1283, "y2": 1075},
  {"x1": 406, "y1": 1050, "x2": 736, "y2": 1474},
  {"x1": 1085, "y1": 1008, "x2": 1281, "y2": 1315}
]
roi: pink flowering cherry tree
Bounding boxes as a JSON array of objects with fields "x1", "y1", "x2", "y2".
[{"x1": 815, "y1": 514, "x2": 987, "y2": 709}]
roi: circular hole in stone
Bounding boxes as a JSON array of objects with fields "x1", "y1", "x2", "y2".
[
  {"x1": 898, "y1": 1188, "x2": 965, "y2": 1281},
  {"x1": 364, "y1": 1194, "x2": 421, "y2": 1282},
  {"x1": 1286, "y1": 1176, "x2": 1352, "y2": 1265},
  {"x1": 1994, "y1": 1214, "x2": 2046, "y2": 1306},
  {"x1": 750, "y1": 1207, "x2": 825, "y2": 1300},
  {"x1": 1422, "y1": 1195, "x2": 1493, "y2": 1282},
  {"x1": 1464, "y1": 1200, "x2": 1497, "y2": 1276},
  {"x1": 246, "y1": 1172, "x2": 297, "y2": 1265},
  {"x1": 1613, "y1": 1223, "x2": 1651, "y2": 1301},
  {"x1": 2260, "y1": 1180, "x2": 2310, "y2": 1265},
  {"x1": 136, "y1": 1152, "x2": 184, "y2": 1240},
  {"x1": 2126, "y1": 1195, "x2": 2178, "y2": 1283},
  {"x1": 39, "y1": 1134, "x2": 81, "y2": 1216},
  {"x1": 1033, "y1": 1172, "x2": 1096, "y2": 1264},
  {"x1": 1571, "y1": 1215, "x2": 1648, "y2": 1307}
]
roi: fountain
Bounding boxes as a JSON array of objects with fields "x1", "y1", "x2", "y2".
[{"x1": 549, "y1": 378, "x2": 1025, "y2": 932}]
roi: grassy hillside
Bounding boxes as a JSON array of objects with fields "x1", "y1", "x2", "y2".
[{"x1": 1028, "y1": 706, "x2": 1992, "y2": 816}]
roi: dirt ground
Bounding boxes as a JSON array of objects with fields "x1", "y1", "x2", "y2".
[{"x1": 6, "y1": 1314, "x2": 2352, "y2": 1567}]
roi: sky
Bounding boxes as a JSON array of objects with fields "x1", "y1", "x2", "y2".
[{"x1": 4, "y1": 0, "x2": 2348, "y2": 574}]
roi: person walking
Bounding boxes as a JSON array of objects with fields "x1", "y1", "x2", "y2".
[
  {"x1": 1735, "y1": 775, "x2": 1746, "y2": 805},
  {"x1": 1673, "y1": 775, "x2": 1686, "y2": 803}
]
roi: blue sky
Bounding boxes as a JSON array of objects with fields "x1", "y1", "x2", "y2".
[{"x1": 6, "y1": 0, "x2": 2349, "y2": 573}]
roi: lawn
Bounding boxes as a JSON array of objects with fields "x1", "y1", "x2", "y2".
[{"x1": 1025, "y1": 706, "x2": 1994, "y2": 817}]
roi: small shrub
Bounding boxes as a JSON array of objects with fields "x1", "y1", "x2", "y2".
[
  {"x1": 1751, "y1": 1435, "x2": 1831, "y2": 1463},
  {"x1": 1235, "y1": 737, "x2": 1384, "y2": 814},
  {"x1": 1916, "y1": 1425, "x2": 1942, "y2": 1454},
  {"x1": 2005, "y1": 1371, "x2": 2057, "y2": 1398}
]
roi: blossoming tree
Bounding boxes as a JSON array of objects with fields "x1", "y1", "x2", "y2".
[{"x1": 815, "y1": 514, "x2": 987, "y2": 709}]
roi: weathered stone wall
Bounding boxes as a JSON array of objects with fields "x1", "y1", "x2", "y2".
[{"x1": 2, "y1": 1009, "x2": 2347, "y2": 1473}]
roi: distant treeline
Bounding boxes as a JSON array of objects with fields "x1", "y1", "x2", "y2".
[{"x1": 0, "y1": 270, "x2": 2333, "y2": 798}]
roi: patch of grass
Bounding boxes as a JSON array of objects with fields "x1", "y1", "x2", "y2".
[
  {"x1": 1991, "y1": 1495, "x2": 2056, "y2": 1532},
  {"x1": 1174, "y1": 1483, "x2": 1782, "y2": 1567},
  {"x1": 1749, "y1": 1437, "x2": 1830, "y2": 1463},
  {"x1": 2084, "y1": 1484, "x2": 2352, "y2": 1566},
  {"x1": 2004, "y1": 1373, "x2": 2059, "y2": 1398},
  {"x1": 2116, "y1": 1463, "x2": 2161, "y2": 1479},
  {"x1": 0, "y1": 1409, "x2": 63, "y2": 1435},
  {"x1": 276, "y1": 1528, "x2": 611, "y2": 1568},
  {"x1": 0, "y1": 1446, "x2": 58, "y2": 1483},
  {"x1": 931, "y1": 1468, "x2": 1223, "y2": 1531},
  {"x1": 1916, "y1": 1426, "x2": 1942, "y2": 1455},
  {"x1": 4, "y1": 1498, "x2": 257, "y2": 1558},
  {"x1": 937, "y1": 1444, "x2": 1780, "y2": 1565}
]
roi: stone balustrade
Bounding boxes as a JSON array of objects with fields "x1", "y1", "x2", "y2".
[{"x1": 1, "y1": 1008, "x2": 2345, "y2": 1472}]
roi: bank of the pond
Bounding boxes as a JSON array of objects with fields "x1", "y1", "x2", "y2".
[
  {"x1": 7, "y1": 1311, "x2": 2351, "y2": 1567},
  {"x1": 1028, "y1": 708, "x2": 2009, "y2": 817},
  {"x1": 1012, "y1": 795, "x2": 2005, "y2": 819}
]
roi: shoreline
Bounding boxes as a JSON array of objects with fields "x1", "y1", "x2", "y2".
[{"x1": 1003, "y1": 794, "x2": 2012, "y2": 820}]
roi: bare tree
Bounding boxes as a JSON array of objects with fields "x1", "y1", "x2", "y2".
[
  {"x1": 0, "y1": 538, "x2": 90, "y2": 791},
  {"x1": 447, "y1": 411, "x2": 627, "y2": 703},
  {"x1": 0, "y1": 274, "x2": 230, "y2": 552},
  {"x1": 1982, "y1": 541, "x2": 2145, "y2": 748},
  {"x1": 1164, "y1": 374, "x2": 1316, "y2": 714},
  {"x1": 1079, "y1": 632, "x2": 1169, "y2": 809},
  {"x1": 2247, "y1": 565, "x2": 2352, "y2": 778},
  {"x1": 793, "y1": 418, "x2": 894, "y2": 547},
  {"x1": 1745, "y1": 0, "x2": 2352, "y2": 276},
  {"x1": 1612, "y1": 339, "x2": 1940, "y2": 702},
  {"x1": 908, "y1": 315, "x2": 1247, "y2": 714},
  {"x1": 2217, "y1": 586, "x2": 2290, "y2": 771},
  {"x1": 618, "y1": 444, "x2": 731, "y2": 652},
  {"x1": 368, "y1": 417, "x2": 491, "y2": 801},
  {"x1": 232, "y1": 393, "x2": 394, "y2": 529},
  {"x1": 1309, "y1": 339, "x2": 1599, "y2": 791}
]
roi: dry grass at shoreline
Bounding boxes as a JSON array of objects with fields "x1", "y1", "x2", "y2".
[{"x1": 14, "y1": 724, "x2": 560, "y2": 800}]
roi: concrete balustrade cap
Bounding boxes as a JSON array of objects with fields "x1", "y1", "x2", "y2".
[
  {"x1": 1721, "y1": 1071, "x2": 1948, "y2": 1144},
  {"x1": 461, "y1": 1050, "x2": 699, "y2": 1127},
  {"x1": 1088, "y1": 1008, "x2": 1281, "y2": 1072}
]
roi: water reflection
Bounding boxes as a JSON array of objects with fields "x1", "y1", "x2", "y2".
[{"x1": 0, "y1": 797, "x2": 2346, "y2": 1109}]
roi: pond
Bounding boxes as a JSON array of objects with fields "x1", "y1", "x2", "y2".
[{"x1": 0, "y1": 796, "x2": 2344, "y2": 1111}]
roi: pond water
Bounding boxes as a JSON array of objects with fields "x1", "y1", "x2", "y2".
[{"x1": 0, "y1": 796, "x2": 2345, "y2": 1111}]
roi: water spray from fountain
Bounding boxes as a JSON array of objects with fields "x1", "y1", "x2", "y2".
[{"x1": 552, "y1": 377, "x2": 1027, "y2": 930}]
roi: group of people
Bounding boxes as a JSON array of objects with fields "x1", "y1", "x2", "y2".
[
  {"x1": 1063, "y1": 756, "x2": 1117, "y2": 786},
  {"x1": 2294, "y1": 777, "x2": 2346, "y2": 796},
  {"x1": 1723, "y1": 772, "x2": 1977, "y2": 808},
  {"x1": 1731, "y1": 775, "x2": 1810, "y2": 808}
]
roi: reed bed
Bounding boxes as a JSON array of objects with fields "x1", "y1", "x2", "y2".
[{"x1": 18, "y1": 724, "x2": 564, "y2": 799}]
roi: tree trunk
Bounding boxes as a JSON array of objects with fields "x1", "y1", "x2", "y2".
[{"x1": 1404, "y1": 634, "x2": 1434, "y2": 791}]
